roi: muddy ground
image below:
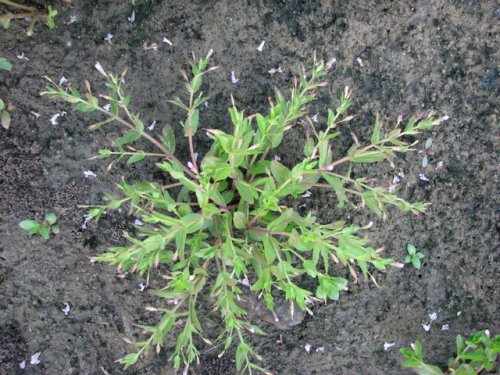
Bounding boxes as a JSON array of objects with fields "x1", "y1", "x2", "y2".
[{"x1": 0, "y1": 1, "x2": 498, "y2": 374}]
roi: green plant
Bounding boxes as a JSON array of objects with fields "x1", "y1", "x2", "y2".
[
  {"x1": 0, "y1": 56, "x2": 12, "y2": 129},
  {"x1": 404, "y1": 243, "x2": 425, "y2": 270},
  {"x1": 19, "y1": 213, "x2": 60, "y2": 240},
  {"x1": 0, "y1": 0, "x2": 57, "y2": 36},
  {"x1": 401, "y1": 330, "x2": 500, "y2": 374},
  {"x1": 41, "y1": 51, "x2": 448, "y2": 374}
]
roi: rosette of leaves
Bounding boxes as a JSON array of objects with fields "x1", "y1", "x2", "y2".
[
  {"x1": 42, "y1": 51, "x2": 448, "y2": 374},
  {"x1": 401, "y1": 331, "x2": 500, "y2": 374}
]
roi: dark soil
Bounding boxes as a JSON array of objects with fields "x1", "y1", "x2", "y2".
[{"x1": 1, "y1": 1, "x2": 498, "y2": 374}]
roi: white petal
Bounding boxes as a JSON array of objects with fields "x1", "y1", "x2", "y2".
[
  {"x1": 83, "y1": 170, "x2": 97, "y2": 178},
  {"x1": 163, "y1": 37, "x2": 173, "y2": 46},
  {"x1": 62, "y1": 303, "x2": 71, "y2": 315},
  {"x1": 50, "y1": 113, "x2": 61, "y2": 126},
  {"x1": 422, "y1": 323, "x2": 431, "y2": 332},
  {"x1": 231, "y1": 71, "x2": 239, "y2": 84},
  {"x1": 59, "y1": 76, "x2": 67, "y2": 86},
  {"x1": 257, "y1": 40, "x2": 265, "y2": 52},
  {"x1": 383, "y1": 342, "x2": 395, "y2": 351},
  {"x1": 304, "y1": 343, "x2": 312, "y2": 353},
  {"x1": 95, "y1": 61, "x2": 106, "y2": 76},
  {"x1": 441, "y1": 324, "x2": 449, "y2": 331},
  {"x1": 127, "y1": 11, "x2": 135, "y2": 23},
  {"x1": 19, "y1": 360, "x2": 26, "y2": 369},
  {"x1": 30, "y1": 352, "x2": 41, "y2": 365},
  {"x1": 429, "y1": 312, "x2": 438, "y2": 321}
]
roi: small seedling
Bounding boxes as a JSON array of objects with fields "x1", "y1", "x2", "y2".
[
  {"x1": 401, "y1": 330, "x2": 500, "y2": 374},
  {"x1": 405, "y1": 243, "x2": 425, "y2": 270},
  {"x1": 0, "y1": 57, "x2": 12, "y2": 129},
  {"x1": 0, "y1": 1, "x2": 57, "y2": 36},
  {"x1": 19, "y1": 213, "x2": 60, "y2": 240}
]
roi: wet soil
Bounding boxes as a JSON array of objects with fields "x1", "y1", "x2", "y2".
[{"x1": 0, "y1": 1, "x2": 498, "y2": 374}]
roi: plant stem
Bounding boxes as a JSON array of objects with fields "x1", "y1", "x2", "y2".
[{"x1": 0, "y1": 0, "x2": 35, "y2": 12}]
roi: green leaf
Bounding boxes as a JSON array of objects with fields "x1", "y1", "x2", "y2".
[
  {"x1": 39, "y1": 226, "x2": 51, "y2": 240},
  {"x1": 19, "y1": 220, "x2": 40, "y2": 235},
  {"x1": 0, "y1": 15, "x2": 11, "y2": 29},
  {"x1": 351, "y1": 151, "x2": 386, "y2": 163},
  {"x1": 0, "y1": 57, "x2": 12, "y2": 71},
  {"x1": 270, "y1": 160, "x2": 290, "y2": 185},
  {"x1": 303, "y1": 137, "x2": 314, "y2": 157},
  {"x1": 162, "y1": 124, "x2": 176, "y2": 153},
  {"x1": 1, "y1": 110, "x2": 11, "y2": 130},
  {"x1": 262, "y1": 234, "x2": 278, "y2": 264},
  {"x1": 0, "y1": 99, "x2": 4, "y2": 111},
  {"x1": 233, "y1": 212, "x2": 247, "y2": 230},
  {"x1": 456, "y1": 335, "x2": 465, "y2": 353},
  {"x1": 45, "y1": 213, "x2": 57, "y2": 225},
  {"x1": 411, "y1": 257, "x2": 421, "y2": 270},
  {"x1": 127, "y1": 153, "x2": 146, "y2": 164},
  {"x1": 119, "y1": 352, "x2": 140, "y2": 369},
  {"x1": 303, "y1": 259, "x2": 317, "y2": 277},
  {"x1": 184, "y1": 109, "x2": 200, "y2": 136},
  {"x1": 235, "y1": 181, "x2": 258, "y2": 204},
  {"x1": 74, "y1": 102, "x2": 96, "y2": 112},
  {"x1": 407, "y1": 243, "x2": 417, "y2": 255},
  {"x1": 117, "y1": 130, "x2": 141, "y2": 146},
  {"x1": 235, "y1": 342, "x2": 251, "y2": 371},
  {"x1": 322, "y1": 173, "x2": 347, "y2": 208},
  {"x1": 371, "y1": 113, "x2": 381, "y2": 144}
]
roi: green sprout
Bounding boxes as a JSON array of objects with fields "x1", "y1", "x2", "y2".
[
  {"x1": 404, "y1": 243, "x2": 425, "y2": 270},
  {"x1": 401, "y1": 330, "x2": 500, "y2": 374},
  {"x1": 0, "y1": 1, "x2": 57, "y2": 36},
  {"x1": 42, "y1": 51, "x2": 448, "y2": 374},
  {"x1": 19, "y1": 213, "x2": 60, "y2": 240}
]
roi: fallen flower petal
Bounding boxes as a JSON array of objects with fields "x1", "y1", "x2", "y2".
[
  {"x1": 419, "y1": 173, "x2": 429, "y2": 181},
  {"x1": 304, "y1": 343, "x2": 312, "y2": 353},
  {"x1": 30, "y1": 352, "x2": 41, "y2": 365},
  {"x1": 441, "y1": 324, "x2": 449, "y2": 331},
  {"x1": 134, "y1": 219, "x2": 144, "y2": 226},
  {"x1": 104, "y1": 33, "x2": 113, "y2": 43},
  {"x1": 127, "y1": 11, "x2": 135, "y2": 23},
  {"x1": 62, "y1": 303, "x2": 70, "y2": 316},
  {"x1": 383, "y1": 342, "x2": 395, "y2": 351},
  {"x1": 422, "y1": 323, "x2": 431, "y2": 332},
  {"x1": 268, "y1": 66, "x2": 283, "y2": 75},
  {"x1": 231, "y1": 71, "x2": 239, "y2": 84},
  {"x1": 67, "y1": 15, "x2": 77, "y2": 25},
  {"x1": 19, "y1": 360, "x2": 26, "y2": 369},
  {"x1": 138, "y1": 282, "x2": 146, "y2": 291},
  {"x1": 83, "y1": 170, "x2": 97, "y2": 178},
  {"x1": 429, "y1": 312, "x2": 438, "y2": 321},
  {"x1": 301, "y1": 191, "x2": 312, "y2": 198},
  {"x1": 163, "y1": 37, "x2": 173, "y2": 46},
  {"x1": 59, "y1": 76, "x2": 67, "y2": 86},
  {"x1": 50, "y1": 113, "x2": 61, "y2": 125},
  {"x1": 315, "y1": 346, "x2": 325, "y2": 353},
  {"x1": 147, "y1": 120, "x2": 157, "y2": 130},
  {"x1": 257, "y1": 40, "x2": 265, "y2": 52}
]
